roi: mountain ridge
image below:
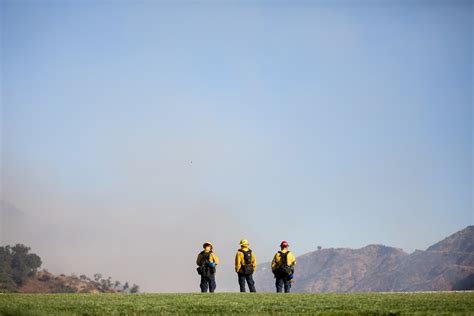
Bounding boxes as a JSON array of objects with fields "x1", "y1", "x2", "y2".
[{"x1": 254, "y1": 225, "x2": 474, "y2": 292}]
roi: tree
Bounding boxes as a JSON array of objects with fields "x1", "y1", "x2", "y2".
[
  {"x1": 0, "y1": 245, "x2": 13, "y2": 286},
  {"x1": 130, "y1": 284, "x2": 139, "y2": 293},
  {"x1": 100, "y1": 276, "x2": 113, "y2": 292},
  {"x1": 0, "y1": 244, "x2": 42, "y2": 291},
  {"x1": 317, "y1": 246, "x2": 322, "y2": 251},
  {"x1": 0, "y1": 271, "x2": 17, "y2": 292},
  {"x1": 93, "y1": 273, "x2": 102, "y2": 282}
]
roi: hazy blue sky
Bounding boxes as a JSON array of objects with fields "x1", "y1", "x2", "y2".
[{"x1": 1, "y1": 0, "x2": 472, "y2": 291}]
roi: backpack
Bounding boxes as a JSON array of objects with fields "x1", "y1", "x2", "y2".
[
  {"x1": 276, "y1": 251, "x2": 293, "y2": 277},
  {"x1": 239, "y1": 249, "x2": 253, "y2": 275},
  {"x1": 197, "y1": 251, "x2": 216, "y2": 277}
]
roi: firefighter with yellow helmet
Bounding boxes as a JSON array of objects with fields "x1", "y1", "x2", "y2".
[{"x1": 235, "y1": 239, "x2": 257, "y2": 292}]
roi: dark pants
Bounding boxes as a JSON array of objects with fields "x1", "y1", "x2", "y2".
[
  {"x1": 276, "y1": 276, "x2": 291, "y2": 293},
  {"x1": 238, "y1": 273, "x2": 256, "y2": 292},
  {"x1": 200, "y1": 274, "x2": 216, "y2": 293}
]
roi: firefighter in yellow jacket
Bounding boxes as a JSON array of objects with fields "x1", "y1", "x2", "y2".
[
  {"x1": 235, "y1": 239, "x2": 257, "y2": 292},
  {"x1": 271, "y1": 241, "x2": 296, "y2": 293},
  {"x1": 196, "y1": 241, "x2": 219, "y2": 293}
]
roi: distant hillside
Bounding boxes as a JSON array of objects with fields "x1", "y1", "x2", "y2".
[
  {"x1": 427, "y1": 226, "x2": 474, "y2": 253},
  {"x1": 20, "y1": 270, "x2": 101, "y2": 293},
  {"x1": 20, "y1": 270, "x2": 139, "y2": 294},
  {"x1": 254, "y1": 226, "x2": 474, "y2": 292}
]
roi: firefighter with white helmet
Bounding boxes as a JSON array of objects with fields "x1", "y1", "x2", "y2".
[{"x1": 196, "y1": 241, "x2": 219, "y2": 293}]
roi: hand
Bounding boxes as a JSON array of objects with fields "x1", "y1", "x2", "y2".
[{"x1": 209, "y1": 262, "x2": 216, "y2": 268}]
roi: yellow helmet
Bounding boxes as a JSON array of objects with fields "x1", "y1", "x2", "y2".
[
  {"x1": 240, "y1": 239, "x2": 249, "y2": 246},
  {"x1": 203, "y1": 241, "x2": 213, "y2": 249}
]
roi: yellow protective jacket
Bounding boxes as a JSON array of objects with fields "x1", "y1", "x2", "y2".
[
  {"x1": 235, "y1": 247, "x2": 256, "y2": 273},
  {"x1": 271, "y1": 249, "x2": 296, "y2": 271},
  {"x1": 196, "y1": 251, "x2": 219, "y2": 266}
]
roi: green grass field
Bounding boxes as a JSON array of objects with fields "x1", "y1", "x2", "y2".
[{"x1": 0, "y1": 292, "x2": 473, "y2": 315}]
